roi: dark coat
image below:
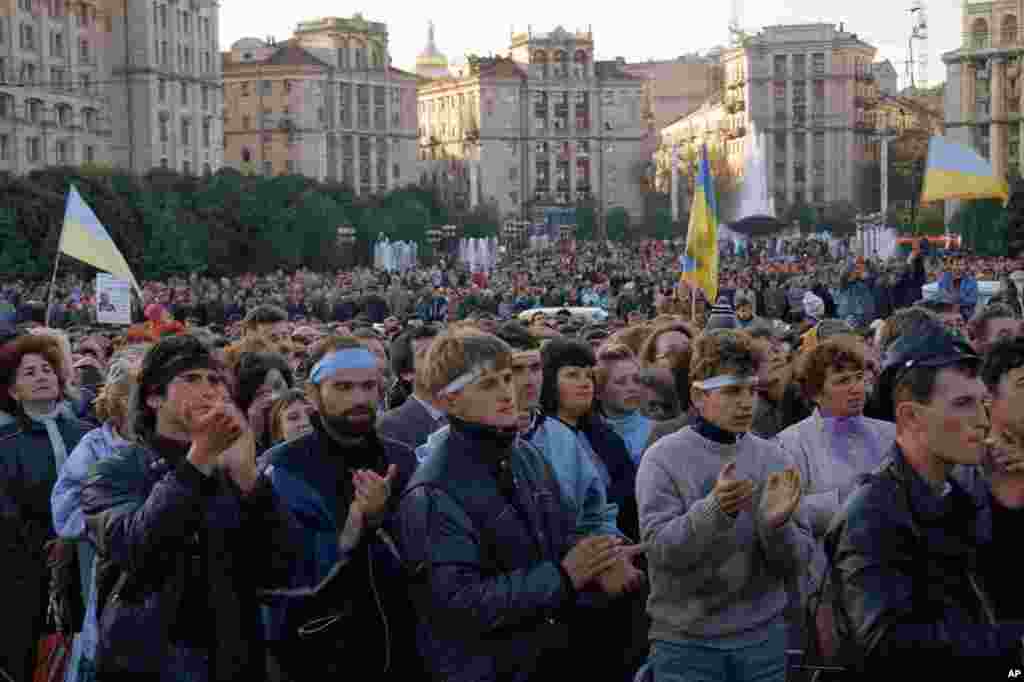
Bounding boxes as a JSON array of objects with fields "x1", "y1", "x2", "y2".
[
  {"x1": 397, "y1": 426, "x2": 577, "y2": 682},
  {"x1": 0, "y1": 412, "x2": 92, "y2": 682},
  {"x1": 377, "y1": 397, "x2": 445, "y2": 452},
  {"x1": 81, "y1": 442, "x2": 300, "y2": 678},
  {"x1": 260, "y1": 420, "x2": 420, "y2": 679},
  {"x1": 825, "y1": 444, "x2": 1024, "y2": 673}
]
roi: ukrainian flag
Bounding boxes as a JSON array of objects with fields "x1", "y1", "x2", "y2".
[
  {"x1": 920, "y1": 135, "x2": 1009, "y2": 205},
  {"x1": 680, "y1": 145, "x2": 719, "y2": 302},
  {"x1": 59, "y1": 185, "x2": 142, "y2": 297}
]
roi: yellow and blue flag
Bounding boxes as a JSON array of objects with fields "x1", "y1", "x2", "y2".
[
  {"x1": 680, "y1": 145, "x2": 719, "y2": 302},
  {"x1": 59, "y1": 185, "x2": 142, "y2": 297},
  {"x1": 920, "y1": 135, "x2": 1009, "y2": 205}
]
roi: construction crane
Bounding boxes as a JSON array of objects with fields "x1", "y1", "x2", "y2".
[{"x1": 907, "y1": 1, "x2": 928, "y2": 91}]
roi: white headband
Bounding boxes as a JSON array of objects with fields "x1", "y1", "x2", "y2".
[
  {"x1": 692, "y1": 374, "x2": 758, "y2": 391},
  {"x1": 438, "y1": 361, "x2": 495, "y2": 396}
]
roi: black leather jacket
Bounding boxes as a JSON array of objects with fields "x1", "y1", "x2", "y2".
[{"x1": 825, "y1": 444, "x2": 1024, "y2": 672}]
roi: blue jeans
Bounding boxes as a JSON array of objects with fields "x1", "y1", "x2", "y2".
[{"x1": 649, "y1": 627, "x2": 786, "y2": 682}]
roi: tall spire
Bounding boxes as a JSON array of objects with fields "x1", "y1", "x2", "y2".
[{"x1": 428, "y1": 19, "x2": 436, "y2": 50}]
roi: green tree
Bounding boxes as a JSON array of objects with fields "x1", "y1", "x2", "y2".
[
  {"x1": 575, "y1": 199, "x2": 597, "y2": 241},
  {"x1": 606, "y1": 207, "x2": 631, "y2": 242},
  {"x1": 0, "y1": 208, "x2": 41, "y2": 276}
]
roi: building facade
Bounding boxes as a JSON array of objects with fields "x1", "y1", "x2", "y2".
[
  {"x1": 943, "y1": 0, "x2": 1024, "y2": 188},
  {"x1": 620, "y1": 54, "x2": 723, "y2": 131},
  {"x1": 872, "y1": 59, "x2": 900, "y2": 96},
  {"x1": 0, "y1": 0, "x2": 113, "y2": 173},
  {"x1": 417, "y1": 26, "x2": 649, "y2": 222},
  {"x1": 658, "y1": 23, "x2": 880, "y2": 218},
  {"x1": 102, "y1": 0, "x2": 223, "y2": 174},
  {"x1": 222, "y1": 15, "x2": 419, "y2": 192}
]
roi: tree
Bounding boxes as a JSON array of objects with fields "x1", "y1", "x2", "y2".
[
  {"x1": 0, "y1": 208, "x2": 41, "y2": 276},
  {"x1": 1007, "y1": 177, "x2": 1024, "y2": 257},
  {"x1": 606, "y1": 207, "x2": 631, "y2": 242},
  {"x1": 575, "y1": 199, "x2": 597, "y2": 241}
]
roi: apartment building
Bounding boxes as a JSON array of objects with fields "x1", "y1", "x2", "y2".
[
  {"x1": 222, "y1": 14, "x2": 419, "y2": 193},
  {"x1": 944, "y1": 0, "x2": 1024, "y2": 183},
  {"x1": 0, "y1": 0, "x2": 112, "y2": 172},
  {"x1": 658, "y1": 23, "x2": 880, "y2": 217},
  {"x1": 620, "y1": 54, "x2": 723, "y2": 130},
  {"x1": 100, "y1": 0, "x2": 221, "y2": 174},
  {"x1": 418, "y1": 26, "x2": 649, "y2": 222}
]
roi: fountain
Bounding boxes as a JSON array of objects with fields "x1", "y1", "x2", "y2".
[{"x1": 735, "y1": 123, "x2": 774, "y2": 220}]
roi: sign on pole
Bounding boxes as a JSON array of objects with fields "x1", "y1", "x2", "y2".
[{"x1": 95, "y1": 273, "x2": 132, "y2": 325}]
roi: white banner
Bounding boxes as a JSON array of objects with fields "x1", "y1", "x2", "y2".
[{"x1": 95, "y1": 273, "x2": 132, "y2": 325}]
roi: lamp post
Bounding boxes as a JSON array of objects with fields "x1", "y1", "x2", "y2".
[
  {"x1": 336, "y1": 225, "x2": 357, "y2": 268},
  {"x1": 443, "y1": 223, "x2": 458, "y2": 261},
  {"x1": 425, "y1": 227, "x2": 442, "y2": 265}
]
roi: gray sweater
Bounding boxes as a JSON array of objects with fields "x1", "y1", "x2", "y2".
[{"x1": 636, "y1": 426, "x2": 814, "y2": 642}]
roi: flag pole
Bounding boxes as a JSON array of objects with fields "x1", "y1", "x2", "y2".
[
  {"x1": 44, "y1": 249, "x2": 62, "y2": 328},
  {"x1": 691, "y1": 286, "x2": 696, "y2": 323}
]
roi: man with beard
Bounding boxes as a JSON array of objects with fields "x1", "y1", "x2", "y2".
[{"x1": 261, "y1": 338, "x2": 420, "y2": 680}]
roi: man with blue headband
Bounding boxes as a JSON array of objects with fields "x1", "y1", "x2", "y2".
[{"x1": 260, "y1": 337, "x2": 421, "y2": 680}]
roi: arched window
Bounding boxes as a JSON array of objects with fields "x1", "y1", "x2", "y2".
[
  {"x1": 1003, "y1": 15, "x2": 1018, "y2": 46},
  {"x1": 973, "y1": 18, "x2": 990, "y2": 49},
  {"x1": 241, "y1": 147, "x2": 251, "y2": 163}
]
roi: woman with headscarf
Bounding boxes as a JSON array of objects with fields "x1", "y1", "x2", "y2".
[
  {"x1": 0, "y1": 334, "x2": 94, "y2": 682},
  {"x1": 51, "y1": 348, "x2": 146, "y2": 682}
]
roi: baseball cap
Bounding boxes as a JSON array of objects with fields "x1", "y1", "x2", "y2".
[{"x1": 881, "y1": 318, "x2": 979, "y2": 376}]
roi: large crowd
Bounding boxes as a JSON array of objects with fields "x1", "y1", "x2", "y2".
[{"x1": 4, "y1": 235, "x2": 1024, "y2": 682}]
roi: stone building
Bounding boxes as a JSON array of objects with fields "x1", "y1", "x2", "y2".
[
  {"x1": 417, "y1": 26, "x2": 649, "y2": 223},
  {"x1": 658, "y1": 23, "x2": 881, "y2": 218},
  {"x1": 102, "y1": 0, "x2": 222, "y2": 174},
  {"x1": 943, "y1": 0, "x2": 1024, "y2": 185},
  {"x1": 222, "y1": 14, "x2": 419, "y2": 193},
  {"x1": 620, "y1": 54, "x2": 723, "y2": 131},
  {"x1": 0, "y1": 0, "x2": 113, "y2": 172}
]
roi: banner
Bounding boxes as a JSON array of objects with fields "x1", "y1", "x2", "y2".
[{"x1": 95, "y1": 273, "x2": 132, "y2": 325}]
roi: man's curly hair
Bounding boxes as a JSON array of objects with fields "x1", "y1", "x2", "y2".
[{"x1": 689, "y1": 329, "x2": 760, "y2": 384}]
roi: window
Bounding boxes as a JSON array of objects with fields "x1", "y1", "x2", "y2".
[
  {"x1": 813, "y1": 186, "x2": 824, "y2": 203},
  {"x1": 160, "y1": 157, "x2": 168, "y2": 169},
  {"x1": 80, "y1": 74, "x2": 90, "y2": 93},
  {"x1": 159, "y1": 117, "x2": 168, "y2": 141},
  {"x1": 83, "y1": 108, "x2": 95, "y2": 131},
  {"x1": 161, "y1": 41, "x2": 168, "y2": 66},
  {"x1": 158, "y1": 79, "x2": 166, "y2": 101},
  {"x1": 79, "y1": 38, "x2": 89, "y2": 62},
  {"x1": 203, "y1": 162, "x2": 211, "y2": 176},
  {"x1": 181, "y1": 83, "x2": 188, "y2": 106},
  {"x1": 56, "y1": 141, "x2": 69, "y2": 163},
  {"x1": 285, "y1": 160, "x2": 295, "y2": 173},
  {"x1": 51, "y1": 68, "x2": 64, "y2": 89},
  {"x1": 27, "y1": 137, "x2": 40, "y2": 162},
  {"x1": 200, "y1": 84, "x2": 208, "y2": 110},
  {"x1": 241, "y1": 81, "x2": 249, "y2": 97},
  {"x1": 774, "y1": 55, "x2": 787, "y2": 77},
  {"x1": 52, "y1": 31, "x2": 63, "y2": 56},
  {"x1": 393, "y1": 162, "x2": 400, "y2": 179},
  {"x1": 242, "y1": 115, "x2": 250, "y2": 130},
  {"x1": 57, "y1": 105, "x2": 71, "y2": 127},
  {"x1": 21, "y1": 24, "x2": 34, "y2": 51},
  {"x1": 263, "y1": 160, "x2": 272, "y2": 176},
  {"x1": 84, "y1": 144, "x2": 95, "y2": 163},
  {"x1": 160, "y1": 4, "x2": 167, "y2": 29},
  {"x1": 812, "y1": 53, "x2": 825, "y2": 75},
  {"x1": 183, "y1": 160, "x2": 191, "y2": 175},
  {"x1": 261, "y1": 80, "x2": 271, "y2": 95},
  {"x1": 0, "y1": 135, "x2": 8, "y2": 160},
  {"x1": 793, "y1": 54, "x2": 806, "y2": 76},
  {"x1": 202, "y1": 118, "x2": 210, "y2": 147}
]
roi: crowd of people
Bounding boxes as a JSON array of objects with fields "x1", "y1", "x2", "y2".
[{"x1": 4, "y1": 235, "x2": 1024, "y2": 682}]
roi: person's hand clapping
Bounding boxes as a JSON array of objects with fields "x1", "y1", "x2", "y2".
[
  {"x1": 186, "y1": 400, "x2": 244, "y2": 476},
  {"x1": 561, "y1": 535, "x2": 625, "y2": 591},
  {"x1": 759, "y1": 468, "x2": 802, "y2": 530},
  {"x1": 713, "y1": 460, "x2": 755, "y2": 517},
  {"x1": 352, "y1": 464, "x2": 398, "y2": 526},
  {"x1": 219, "y1": 410, "x2": 260, "y2": 493},
  {"x1": 595, "y1": 543, "x2": 647, "y2": 596}
]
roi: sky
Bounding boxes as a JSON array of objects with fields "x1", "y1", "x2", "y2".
[{"x1": 219, "y1": 0, "x2": 960, "y2": 89}]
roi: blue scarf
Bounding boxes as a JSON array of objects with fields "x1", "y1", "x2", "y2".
[{"x1": 603, "y1": 411, "x2": 653, "y2": 465}]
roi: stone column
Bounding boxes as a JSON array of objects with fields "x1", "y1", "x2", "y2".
[
  {"x1": 353, "y1": 135, "x2": 361, "y2": 196},
  {"x1": 963, "y1": 61, "x2": 977, "y2": 127},
  {"x1": 369, "y1": 137, "x2": 378, "y2": 193},
  {"x1": 671, "y1": 143, "x2": 679, "y2": 221},
  {"x1": 991, "y1": 57, "x2": 1007, "y2": 177}
]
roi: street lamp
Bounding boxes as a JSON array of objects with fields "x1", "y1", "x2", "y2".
[
  {"x1": 443, "y1": 224, "x2": 458, "y2": 260},
  {"x1": 336, "y1": 225, "x2": 357, "y2": 268},
  {"x1": 425, "y1": 226, "x2": 442, "y2": 265}
]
